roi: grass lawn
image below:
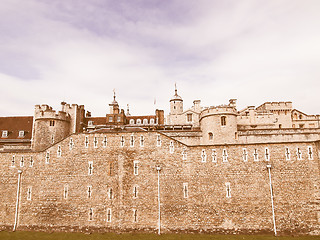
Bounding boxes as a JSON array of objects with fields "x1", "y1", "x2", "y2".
[{"x1": 0, "y1": 232, "x2": 319, "y2": 240}]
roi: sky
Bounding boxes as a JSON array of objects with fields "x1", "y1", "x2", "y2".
[{"x1": 1, "y1": 0, "x2": 320, "y2": 117}]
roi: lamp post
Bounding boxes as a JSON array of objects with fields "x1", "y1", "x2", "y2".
[
  {"x1": 266, "y1": 164, "x2": 277, "y2": 236},
  {"x1": 156, "y1": 166, "x2": 161, "y2": 235},
  {"x1": 13, "y1": 170, "x2": 22, "y2": 231}
]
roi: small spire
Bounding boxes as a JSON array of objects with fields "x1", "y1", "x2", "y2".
[
  {"x1": 175, "y1": 83, "x2": 177, "y2": 96},
  {"x1": 113, "y1": 89, "x2": 116, "y2": 101},
  {"x1": 126, "y1": 104, "x2": 130, "y2": 116}
]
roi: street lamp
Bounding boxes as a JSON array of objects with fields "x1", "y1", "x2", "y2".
[
  {"x1": 266, "y1": 164, "x2": 277, "y2": 236},
  {"x1": 156, "y1": 165, "x2": 161, "y2": 235}
]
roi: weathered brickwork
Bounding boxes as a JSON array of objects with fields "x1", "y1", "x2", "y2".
[{"x1": 1, "y1": 131, "x2": 319, "y2": 234}]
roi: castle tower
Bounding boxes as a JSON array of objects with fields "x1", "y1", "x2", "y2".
[
  {"x1": 31, "y1": 102, "x2": 85, "y2": 151},
  {"x1": 169, "y1": 84, "x2": 183, "y2": 115},
  {"x1": 200, "y1": 101, "x2": 238, "y2": 145}
]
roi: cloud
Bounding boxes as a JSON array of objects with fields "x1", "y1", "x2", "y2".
[{"x1": 0, "y1": 0, "x2": 320, "y2": 117}]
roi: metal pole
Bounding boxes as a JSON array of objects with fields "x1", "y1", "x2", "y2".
[
  {"x1": 156, "y1": 166, "x2": 161, "y2": 235},
  {"x1": 13, "y1": 170, "x2": 22, "y2": 231},
  {"x1": 266, "y1": 164, "x2": 277, "y2": 236}
]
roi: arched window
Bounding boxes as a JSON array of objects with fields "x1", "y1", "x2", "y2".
[
  {"x1": 129, "y1": 119, "x2": 135, "y2": 125},
  {"x1": 143, "y1": 119, "x2": 148, "y2": 125},
  {"x1": 208, "y1": 132, "x2": 213, "y2": 140},
  {"x1": 150, "y1": 119, "x2": 155, "y2": 124},
  {"x1": 136, "y1": 119, "x2": 141, "y2": 124},
  {"x1": 221, "y1": 116, "x2": 227, "y2": 126}
]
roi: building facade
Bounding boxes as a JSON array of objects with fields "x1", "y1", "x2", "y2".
[{"x1": 0, "y1": 89, "x2": 320, "y2": 235}]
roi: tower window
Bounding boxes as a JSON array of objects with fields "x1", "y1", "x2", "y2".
[
  {"x1": 57, "y1": 145, "x2": 62, "y2": 157},
  {"x1": 88, "y1": 161, "x2": 93, "y2": 175},
  {"x1": 140, "y1": 136, "x2": 144, "y2": 147},
  {"x1": 130, "y1": 135, "x2": 135, "y2": 147},
  {"x1": 182, "y1": 147, "x2": 187, "y2": 160},
  {"x1": 87, "y1": 186, "x2": 92, "y2": 198},
  {"x1": 29, "y1": 157, "x2": 34, "y2": 167},
  {"x1": 285, "y1": 147, "x2": 290, "y2": 160},
  {"x1": 308, "y1": 146, "x2": 313, "y2": 160},
  {"x1": 64, "y1": 185, "x2": 68, "y2": 199},
  {"x1": 253, "y1": 149, "x2": 259, "y2": 161},
  {"x1": 221, "y1": 116, "x2": 227, "y2": 126},
  {"x1": 187, "y1": 114, "x2": 192, "y2": 122},
  {"x1": 265, "y1": 148, "x2": 270, "y2": 161},
  {"x1": 109, "y1": 116, "x2": 113, "y2": 122},
  {"x1": 89, "y1": 208, "x2": 93, "y2": 221},
  {"x1": 49, "y1": 120, "x2": 55, "y2": 126},
  {"x1": 120, "y1": 136, "x2": 125, "y2": 147},
  {"x1": 208, "y1": 132, "x2": 213, "y2": 140},
  {"x1": 20, "y1": 156, "x2": 24, "y2": 167},
  {"x1": 133, "y1": 209, "x2": 138, "y2": 222},
  {"x1": 212, "y1": 149, "x2": 217, "y2": 162},
  {"x1": 297, "y1": 148, "x2": 302, "y2": 160},
  {"x1": 156, "y1": 135, "x2": 161, "y2": 147},
  {"x1": 103, "y1": 136, "x2": 107, "y2": 147},
  {"x1": 108, "y1": 188, "x2": 113, "y2": 200},
  {"x1": 27, "y1": 187, "x2": 32, "y2": 201},
  {"x1": 94, "y1": 137, "x2": 98, "y2": 148},
  {"x1": 69, "y1": 138, "x2": 74, "y2": 150},
  {"x1": 11, "y1": 155, "x2": 15, "y2": 167},
  {"x1": 243, "y1": 148, "x2": 248, "y2": 162},
  {"x1": 85, "y1": 136, "x2": 89, "y2": 148},
  {"x1": 45, "y1": 152, "x2": 50, "y2": 164},
  {"x1": 133, "y1": 186, "x2": 138, "y2": 198}
]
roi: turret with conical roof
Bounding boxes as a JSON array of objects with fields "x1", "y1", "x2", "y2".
[{"x1": 170, "y1": 84, "x2": 183, "y2": 115}]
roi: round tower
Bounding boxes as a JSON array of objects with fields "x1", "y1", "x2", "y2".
[
  {"x1": 200, "y1": 105, "x2": 238, "y2": 145},
  {"x1": 169, "y1": 85, "x2": 183, "y2": 115},
  {"x1": 32, "y1": 104, "x2": 71, "y2": 151}
]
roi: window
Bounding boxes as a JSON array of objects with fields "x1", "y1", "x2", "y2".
[
  {"x1": 169, "y1": 141, "x2": 174, "y2": 154},
  {"x1": 183, "y1": 183, "x2": 188, "y2": 198},
  {"x1": 89, "y1": 208, "x2": 93, "y2": 221},
  {"x1": 51, "y1": 135, "x2": 54, "y2": 144},
  {"x1": 156, "y1": 135, "x2": 161, "y2": 147},
  {"x1": 208, "y1": 132, "x2": 213, "y2": 140},
  {"x1": 103, "y1": 136, "x2": 107, "y2": 147},
  {"x1": 222, "y1": 149, "x2": 228, "y2": 162},
  {"x1": 143, "y1": 119, "x2": 148, "y2": 125},
  {"x1": 87, "y1": 186, "x2": 92, "y2": 198},
  {"x1": 265, "y1": 148, "x2": 270, "y2": 161},
  {"x1": 49, "y1": 120, "x2": 55, "y2": 126},
  {"x1": 57, "y1": 145, "x2": 62, "y2": 157},
  {"x1": 253, "y1": 149, "x2": 259, "y2": 161},
  {"x1": 226, "y1": 182, "x2": 231, "y2": 198},
  {"x1": 235, "y1": 132, "x2": 238, "y2": 140},
  {"x1": 150, "y1": 119, "x2": 155, "y2": 124},
  {"x1": 120, "y1": 136, "x2": 125, "y2": 147},
  {"x1": 20, "y1": 156, "x2": 24, "y2": 167},
  {"x1": 140, "y1": 136, "x2": 144, "y2": 147},
  {"x1": 108, "y1": 188, "x2": 113, "y2": 200},
  {"x1": 27, "y1": 187, "x2": 32, "y2": 201},
  {"x1": 129, "y1": 119, "x2": 135, "y2": 125},
  {"x1": 117, "y1": 116, "x2": 121, "y2": 122},
  {"x1": 29, "y1": 157, "x2": 33, "y2": 167},
  {"x1": 64, "y1": 185, "x2": 68, "y2": 199},
  {"x1": 2, "y1": 130, "x2": 8, "y2": 138},
  {"x1": 133, "y1": 161, "x2": 139, "y2": 176},
  {"x1": 136, "y1": 119, "x2": 141, "y2": 125},
  {"x1": 88, "y1": 161, "x2": 93, "y2": 175},
  {"x1": 182, "y1": 147, "x2": 187, "y2": 160},
  {"x1": 285, "y1": 147, "x2": 290, "y2": 160},
  {"x1": 133, "y1": 186, "x2": 138, "y2": 198},
  {"x1": 130, "y1": 134, "x2": 135, "y2": 147},
  {"x1": 69, "y1": 138, "x2": 74, "y2": 150},
  {"x1": 221, "y1": 116, "x2": 227, "y2": 126},
  {"x1": 308, "y1": 146, "x2": 313, "y2": 160},
  {"x1": 85, "y1": 136, "x2": 89, "y2": 148},
  {"x1": 108, "y1": 162, "x2": 113, "y2": 176},
  {"x1": 109, "y1": 116, "x2": 113, "y2": 122},
  {"x1": 45, "y1": 152, "x2": 50, "y2": 164},
  {"x1": 133, "y1": 209, "x2": 138, "y2": 222},
  {"x1": 297, "y1": 148, "x2": 302, "y2": 160},
  {"x1": 201, "y1": 149, "x2": 207, "y2": 162},
  {"x1": 88, "y1": 121, "x2": 93, "y2": 126},
  {"x1": 94, "y1": 137, "x2": 98, "y2": 148},
  {"x1": 18, "y1": 131, "x2": 24, "y2": 138},
  {"x1": 212, "y1": 149, "x2": 217, "y2": 162},
  {"x1": 243, "y1": 148, "x2": 248, "y2": 162},
  {"x1": 187, "y1": 113, "x2": 192, "y2": 122},
  {"x1": 11, "y1": 155, "x2": 15, "y2": 167},
  {"x1": 107, "y1": 208, "x2": 112, "y2": 222}
]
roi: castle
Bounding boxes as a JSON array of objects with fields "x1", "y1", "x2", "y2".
[{"x1": 0, "y1": 87, "x2": 320, "y2": 235}]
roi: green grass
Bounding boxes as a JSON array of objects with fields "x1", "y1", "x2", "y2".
[{"x1": 0, "y1": 232, "x2": 319, "y2": 240}]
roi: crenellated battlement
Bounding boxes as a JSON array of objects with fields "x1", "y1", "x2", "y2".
[
  {"x1": 34, "y1": 104, "x2": 70, "y2": 122},
  {"x1": 200, "y1": 105, "x2": 237, "y2": 120}
]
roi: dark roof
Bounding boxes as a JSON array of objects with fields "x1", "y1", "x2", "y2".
[
  {"x1": 0, "y1": 116, "x2": 33, "y2": 140},
  {"x1": 127, "y1": 115, "x2": 155, "y2": 120},
  {"x1": 86, "y1": 117, "x2": 107, "y2": 125}
]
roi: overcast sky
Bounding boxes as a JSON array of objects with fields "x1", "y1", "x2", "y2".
[{"x1": 1, "y1": 0, "x2": 320, "y2": 117}]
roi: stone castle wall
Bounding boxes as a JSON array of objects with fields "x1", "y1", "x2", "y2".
[{"x1": 0, "y1": 131, "x2": 319, "y2": 234}]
